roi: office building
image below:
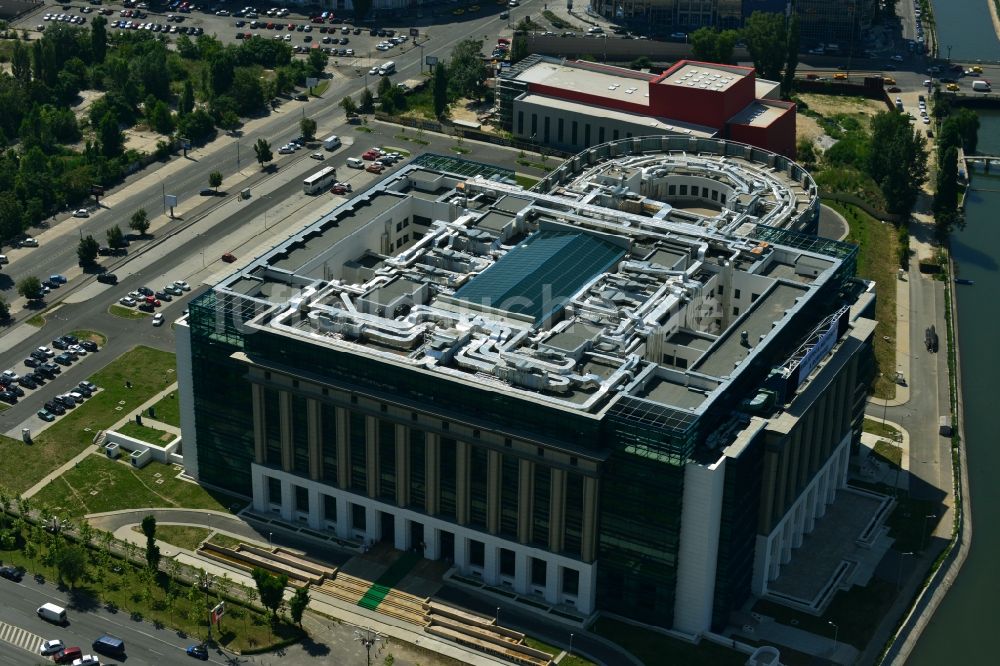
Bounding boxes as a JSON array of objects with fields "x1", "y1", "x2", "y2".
[
  {"x1": 178, "y1": 144, "x2": 873, "y2": 633},
  {"x1": 497, "y1": 57, "x2": 796, "y2": 158}
]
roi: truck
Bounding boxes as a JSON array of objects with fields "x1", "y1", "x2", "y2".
[
  {"x1": 972, "y1": 80, "x2": 992, "y2": 92},
  {"x1": 322, "y1": 134, "x2": 341, "y2": 151},
  {"x1": 37, "y1": 603, "x2": 67, "y2": 624}
]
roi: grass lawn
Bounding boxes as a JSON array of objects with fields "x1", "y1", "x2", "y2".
[
  {"x1": 522, "y1": 637, "x2": 594, "y2": 666},
  {"x1": 109, "y1": 304, "x2": 149, "y2": 319},
  {"x1": 873, "y1": 440, "x2": 903, "y2": 467},
  {"x1": 0, "y1": 346, "x2": 177, "y2": 496},
  {"x1": 379, "y1": 145, "x2": 411, "y2": 156},
  {"x1": 833, "y1": 201, "x2": 898, "y2": 399},
  {"x1": 311, "y1": 80, "x2": 330, "y2": 96},
  {"x1": 27, "y1": 314, "x2": 45, "y2": 327},
  {"x1": 71, "y1": 329, "x2": 109, "y2": 346},
  {"x1": 131, "y1": 524, "x2": 212, "y2": 551},
  {"x1": 864, "y1": 418, "x2": 901, "y2": 440},
  {"x1": 150, "y1": 391, "x2": 182, "y2": 427},
  {"x1": 592, "y1": 618, "x2": 745, "y2": 666},
  {"x1": 515, "y1": 174, "x2": 540, "y2": 189},
  {"x1": 208, "y1": 532, "x2": 248, "y2": 550},
  {"x1": 32, "y1": 455, "x2": 248, "y2": 519},
  {"x1": 753, "y1": 578, "x2": 897, "y2": 650},
  {"x1": 117, "y1": 421, "x2": 174, "y2": 445}
]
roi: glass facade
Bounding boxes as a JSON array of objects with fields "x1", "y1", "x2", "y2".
[
  {"x1": 378, "y1": 420, "x2": 396, "y2": 502},
  {"x1": 563, "y1": 473, "x2": 584, "y2": 557},
  {"x1": 264, "y1": 388, "x2": 282, "y2": 467},
  {"x1": 439, "y1": 437, "x2": 457, "y2": 520},
  {"x1": 408, "y1": 429, "x2": 426, "y2": 510},
  {"x1": 321, "y1": 403, "x2": 338, "y2": 482},
  {"x1": 469, "y1": 446, "x2": 489, "y2": 529},
  {"x1": 532, "y1": 465, "x2": 551, "y2": 548},
  {"x1": 499, "y1": 455, "x2": 519, "y2": 539},
  {"x1": 349, "y1": 412, "x2": 367, "y2": 493},
  {"x1": 292, "y1": 395, "x2": 309, "y2": 476}
]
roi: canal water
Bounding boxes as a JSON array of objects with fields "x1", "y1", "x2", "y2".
[
  {"x1": 930, "y1": 0, "x2": 1000, "y2": 61},
  {"x1": 906, "y1": 110, "x2": 1000, "y2": 663}
]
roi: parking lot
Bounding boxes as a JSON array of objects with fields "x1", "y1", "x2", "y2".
[{"x1": 20, "y1": 2, "x2": 421, "y2": 68}]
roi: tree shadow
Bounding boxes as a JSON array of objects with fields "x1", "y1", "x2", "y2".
[
  {"x1": 66, "y1": 588, "x2": 101, "y2": 612},
  {"x1": 299, "y1": 635, "x2": 330, "y2": 657}
]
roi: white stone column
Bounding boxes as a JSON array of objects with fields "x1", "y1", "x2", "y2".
[
  {"x1": 544, "y1": 560, "x2": 562, "y2": 605},
  {"x1": 575, "y1": 565, "x2": 596, "y2": 615},
  {"x1": 424, "y1": 524, "x2": 440, "y2": 560},
  {"x1": 454, "y1": 534, "x2": 470, "y2": 572},
  {"x1": 252, "y1": 466, "x2": 268, "y2": 512},
  {"x1": 279, "y1": 479, "x2": 294, "y2": 522},
  {"x1": 365, "y1": 504, "x2": 379, "y2": 544},
  {"x1": 514, "y1": 551, "x2": 531, "y2": 595},
  {"x1": 308, "y1": 488, "x2": 324, "y2": 530},
  {"x1": 336, "y1": 496, "x2": 351, "y2": 539},
  {"x1": 394, "y1": 514, "x2": 410, "y2": 552},
  {"x1": 483, "y1": 544, "x2": 500, "y2": 586}
]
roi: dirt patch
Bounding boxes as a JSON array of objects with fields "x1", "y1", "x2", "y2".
[
  {"x1": 124, "y1": 126, "x2": 168, "y2": 155},
  {"x1": 452, "y1": 97, "x2": 497, "y2": 132},
  {"x1": 797, "y1": 93, "x2": 886, "y2": 120},
  {"x1": 796, "y1": 113, "x2": 826, "y2": 144},
  {"x1": 71, "y1": 89, "x2": 104, "y2": 123}
]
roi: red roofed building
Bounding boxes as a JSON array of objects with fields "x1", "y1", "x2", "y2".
[{"x1": 497, "y1": 56, "x2": 796, "y2": 158}]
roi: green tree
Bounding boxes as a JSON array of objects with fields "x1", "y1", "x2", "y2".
[
  {"x1": 300, "y1": 117, "x2": 317, "y2": 141},
  {"x1": 130, "y1": 208, "x2": 150, "y2": 236},
  {"x1": 57, "y1": 545, "x2": 87, "y2": 588},
  {"x1": 17, "y1": 276, "x2": 43, "y2": 301},
  {"x1": 209, "y1": 170, "x2": 223, "y2": 193},
  {"x1": 11, "y1": 41, "x2": 31, "y2": 86},
  {"x1": 510, "y1": 35, "x2": 529, "y2": 64},
  {"x1": 91, "y1": 15, "x2": 108, "y2": 64},
  {"x1": 253, "y1": 137, "x2": 273, "y2": 168},
  {"x1": 251, "y1": 567, "x2": 288, "y2": 622},
  {"x1": 743, "y1": 11, "x2": 787, "y2": 81},
  {"x1": 208, "y1": 52, "x2": 236, "y2": 97},
  {"x1": 180, "y1": 79, "x2": 195, "y2": 116},
  {"x1": 433, "y1": 61, "x2": 449, "y2": 118},
  {"x1": 0, "y1": 192, "x2": 23, "y2": 241},
  {"x1": 98, "y1": 112, "x2": 124, "y2": 158},
  {"x1": 307, "y1": 49, "x2": 328, "y2": 78},
  {"x1": 106, "y1": 225, "x2": 125, "y2": 249},
  {"x1": 943, "y1": 107, "x2": 980, "y2": 154},
  {"x1": 782, "y1": 14, "x2": 800, "y2": 96},
  {"x1": 0, "y1": 298, "x2": 9, "y2": 322},
  {"x1": 77, "y1": 235, "x2": 99, "y2": 267},
  {"x1": 690, "y1": 27, "x2": 739, "y2": 64},
  {"x1": 176, "y1": 108, "x2": 216, "y2": 144},
  {"x1": 629, "y1": 55, "x2": 652, "y2": 71},
  {"x1": 288, "y1": 586, "x2": 309, "y2": 628},
  {"x1": 867, "y1": 111, "x2": 928, "y2": 216},
  {"x1": 141, "y1": 514, "x2": 160, "y2": 570},
  {"x1": 448, "y1": 39, "x2": 487, "y2": 101},
  {"x1": 360, "y1": 87, "x2": 375, "y2": 114},
  {"x1": 377, "y1": 75, "x2": 393, "y2": 97},
  {"x1": 933, "y1": 145, "x2": 960, "y2": 231},
  {"x1": 340, "y1": 95, "x2": 358, "y2": 116},
  {"x1": 147, "y1": 100, "x2": 174, "y2": 135}
]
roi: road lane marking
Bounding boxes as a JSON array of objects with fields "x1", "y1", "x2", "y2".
[{"x1": 0, "y1": 619, "x2": 44, "y2": 655}]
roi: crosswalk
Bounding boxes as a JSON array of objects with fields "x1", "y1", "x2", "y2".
[{"x1": 0, "y1": 620, "x2": 43, "y2": 655}]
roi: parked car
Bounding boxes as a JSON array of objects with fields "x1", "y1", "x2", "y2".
[
  {"x1": 44, "y1": 401, "x2": 66, "y2": 415},
  {"x1": 0, "y1": 565, "x2": 24, "y2": 581},
  {"x1": 79, "y1": 380, "x2": 97, "y2": 393},
  {"x1": 186, "y1": 644, "x2": 209, "y2": 660},
  {"x1": 54, "y1": 647, "x2": 83, "y2": 664},
  {"x1": 153, "y1": 313, "x2": 164, "y2": 326},
  {"x1": 155, "y1": 290, "x2": 172, "y2": 302},
  {"x1": 164, "y1": 284, "x2": 183, "y2": 296},
  {"x1": 54, "y1": 353, "x2": 74, "y2": 366},
  {"x1": 119, "y1": 296, "x2": 137, "y2": 307},
  {"x1": 221, "y1": 252, "x2": 237, "y2": 263},
  {"x1": 37, "y1": 409, "x2": 56, "y2": 422},
  {"x1": 97, "y1": 273, "x2": 119, "y2": 285},
  {"x1": 24, "y1": 357, "x2": 40, "y2": 368},
  {"x1": 366, "y1": 163, "x2": 385, "y2": 174},
  {"x1": 73, "y1": 209, "x2": 90, "y2": 218},
  {"x1": 80, "y1": 340, "x2": 98, "y2": 352},
  {"x1": 174, "y1": 280, "x2": 191, "y2": 291},
  {"x1": 40, "y1": 639, "x2": 65, "y2": 655}
]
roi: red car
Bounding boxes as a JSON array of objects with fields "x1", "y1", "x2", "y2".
[
  {"x1": 222, "y1": 252, "x2": 237, "y2": 263},
  {"x1": 331, "y1": 184, "x2": 348, "y2": 195},
  {"x1": 145, "y1": 295, "x2": 161, "y2": 307},
  {"x1": 54, "y1": 647, "x2": 83, "y2": 664},
  {"x1": 366, "y1": 164, "x2": 384, "y2": 174},
  {"x1": 362, "y1": 150, "x2": 379, "y2": 160}
]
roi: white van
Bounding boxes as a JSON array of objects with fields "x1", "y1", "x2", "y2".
[
  {"x1": 323, "y1": 135, "x2": 341, "y2": 151},
  {"x1": 346, "y1": 157, "x2": 364, "y2": 169},
  {"x1": 378, "y1": 61, "x2": 395, "y2": 76},
  {"x1": 37, "y1": 603, "x2": 67, "y2": 624}
]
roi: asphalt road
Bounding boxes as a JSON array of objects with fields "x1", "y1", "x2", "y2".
[{"x1": 0, "y1": 574, "x2": 232, "y2": 665}]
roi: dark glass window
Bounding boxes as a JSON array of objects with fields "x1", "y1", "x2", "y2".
[
  {"x1": 352, "y1": 503, "x2": 366, "y2": 532},
  {"x1": 557, "y1": 117, "x2": 564, "y2": 142},
  {"x1": 324, "y1": 494, "x2": 337, "y2": 522},
  {"x1": 349, "y1": 411, "x2": 367, "y2": 493},
  {"x1": 295, "y1": 485, "x2": 309, "y2": 514},
  {"x1": 543, "y1": 116, "x2": 550, "y2": 143},
  {"x1": 292, "y1": 395, "x2": 309, "y2": 476},
  {"x1": 409, "y1": 429, "x2": 426, "y2": 510},
  {"x1": 563, "y1": 567, "x2": 579, "y2": 595},
  {"x1": 268, "y1": 477, "x2": 281, "y2": 506},
  {"x1": 263, "y1": 388, "x2": 282, "y2": 467},
  {"x1": 379, "y1": 419, "x2": 396, "y2": 501},
  {"x1": 564, "y1": 473, "x2": 584, "y2": 556},
  {"x1": 571, "y1": 120, "x2": 578, "y2": 146},
  {"x1": 469, "y1": 445, "x2": 489, "y2": 529},
  {"x1": 439, "y1": 437, "x2": 457, "y2": 519},
  {"x1": 321, "y1": 403, "x2": 338, "y2": 483},
  {"x1": 532, "y1": 465, "x2": 551, "y2": 548},
  {"x1": 500, "y1": 548, "x2": 515, "y2": 577},
  {"x1": 500, "y1": 454, "x2": 519, "y2": 538},
  {"x1": 469, "y1": 539, "x2": 485, "y2": 567},
  {"x1": 517, "y1": 110, "x2": 524, "y2": 135},
  {"x1": 531, "y1": 557, "x2": 547, "y2": 587}
]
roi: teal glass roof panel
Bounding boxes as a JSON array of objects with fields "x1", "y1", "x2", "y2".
[{"x1": 453, "y1": 230, "x2": 625, "y2": 324}]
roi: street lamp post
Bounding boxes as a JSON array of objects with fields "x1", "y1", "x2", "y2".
[
  {"x1": 495, "y1": 606, "x2": 501, "y2": 626},
  {"x1": 896, "y1": 551, "x2": 915, "y2": 591},
  {"x1": 828, "y1": 620, "x2": 839, "y2": 657},
  {"x1": 353, "y1": 627, "x2": 382, "y2": 666},
  {"x1": 268, "y1": 531, "x2": 273, "y2": 547},
  {"x1": 569, "y1": 633, "x2": 574, "y2": 656}
]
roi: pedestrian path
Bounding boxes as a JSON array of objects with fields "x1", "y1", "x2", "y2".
[{"x1": 0, "y1": 620, "x2": 44, "y2": 656}]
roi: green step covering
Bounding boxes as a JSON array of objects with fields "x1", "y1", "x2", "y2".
[{"x1": 357, "y1": 551, "x2": 422, "y2": 610}]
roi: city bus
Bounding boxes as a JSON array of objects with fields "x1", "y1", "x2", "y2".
[{"x1": 303, "y1": 166, "x2": 337, "y2": 194}]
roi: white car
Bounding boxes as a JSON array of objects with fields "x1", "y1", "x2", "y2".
[
  {"x1": 71, "y1": 656, "x2": 101, "y2": 666},
  {"x1": 923, "y1": 117, "x2": 931, "y2": 124},
  {"x1": 119, "y1": 296, "x2": 137, "y2": 307},
  {"x1": 310, "y1": 152, "x2": 325, "y2": 160},
  {"x1": 174, "y1": 280, "x2": 191, "y2": 291},
  {"x1": 2, "y1": 370, "x2": 19, "y2": 382},
  {"x1": 39, "y1": 639, "x2": 64, "y2": 655},
  {"x1": 22, "y1": 237, "x2": 38, "y2": 247},
  {"x1": 369, "y1": 66, "x2": 379, "y2": 75},
  {"x1": 69, "y1": 345, "x2": 87, "y2": 356},
  {"x1": 278, "y1": 146, "x2": 294, "y2": 154},
  {"x1": 37, "y1": 346, "x2": 54, "y2": 357},
  {"x1": 72, "y1": 208, "x2": 89, "y2": 218},
  {"x1": 153, "y1": 313, "x2": 164, "y2": 326}
]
